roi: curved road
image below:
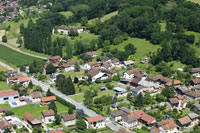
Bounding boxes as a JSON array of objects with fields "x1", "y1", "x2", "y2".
[
  {"x1": 0, "y1": 61, "x2": 119, "y2": 131},
  {"x1": 1, "y1": 42, "x2": 47, "y2": 60}
]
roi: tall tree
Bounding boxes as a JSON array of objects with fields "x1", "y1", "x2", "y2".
[{"x1": 48, "y1": 101, "x2": 57, "y2": 113}]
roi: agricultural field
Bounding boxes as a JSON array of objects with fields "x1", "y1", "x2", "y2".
[
  {"x1": 88, "y1": 11, "x2": 118, "y2": 25},
  {"x1": 0, "y1": 81, "x2": 12, "y2": 92},
  {"x1": 0, "y1": 44, "x2": 42, "y2": 66},
  {"x1": 20, "y1": 46, "x2": 49, "y2": 58},
  {"x1": 59, "y1": 11, "x2": 73, "y2": 19},
  {"x1": 0, "y1": 102, "x2": 68, "y2": 119}
]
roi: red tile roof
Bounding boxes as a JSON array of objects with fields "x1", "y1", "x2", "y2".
[
  {"x1": 30, "y1": 91, "x2": 41, "y2": 99},
  {"x1": 62, "y1": 114, "x2": 75, "y2": 122},
  {"x1": 48, "y1": 56, "x2": 61, "y2": 60},
  {"x1": 23, "y1": 112, "x2": 41, "y2": 125},
  {"x1": 0, "y1": 91, "x2": 18, "y2": 97},
  {"x1": 42, "y1": 109, "x2": 55, "y2": 117},
  {"x1": 61, "y1": 61, "x2": 76, "y2": 67},
  {"x1": 8, "y1": 75, "x2": 29, "y2": 82},
  {"x1": 49, "y1": 130, "x2": 63, "y2": 133},
  {"x1": 41, "y1": 96, "x2": 56, "y2": 103},
  {"x1": 150, "y1": 126, "x2": 160, "y2": 133},
  {"x1": 162, "y1": 122, "x2": 176, "y2": 130},
  {"x1": 165, "y1": 80, "x2": 181, "y2": 86},
  {"x1": 87, "y1": 51, "x2": 97, "y2": 56},
  {"x1": 86, "y1": 115, "x2": 106, "y2": 123},
  {"x1": 177, "y1": 116, "x2": 191, "y2": 125},
  {"x1": 176, "y1": 96, "x2": 184, "y2": 100},
  {"x1": 132, "y1": 110, "x2": 155, "y2": 124},
  {"x1": 0, "y1": 119, "x2": 12, "y2": 129}
]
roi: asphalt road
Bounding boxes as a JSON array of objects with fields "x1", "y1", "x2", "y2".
[{"x1": 0, "y1": 61, "x2": 120, "y2": 131}]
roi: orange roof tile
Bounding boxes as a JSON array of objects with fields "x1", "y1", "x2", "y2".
[
  {"x1": 41, "y1": 96, "x2": 56, "y2": 103},
  {"x1": 86, "y1": 115, "x2": 106, "y2": 123}
]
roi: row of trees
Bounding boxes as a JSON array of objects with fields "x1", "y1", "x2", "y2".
[{"x1": 55, "y1": 74, "x2": 75, "y2": 95}]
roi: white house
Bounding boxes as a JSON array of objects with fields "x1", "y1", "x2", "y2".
[
  {"x1": 61, "y1": 61, "x2": 76, "y2": 72},
  {"x1": 131, "y1": 86, "x2": 147, "y2": 96},
  {"x1": 156, "y1": 119, "x2": 178, "y2": 133},
  {"x1": 62, "y1": 114, "x2": 76, "y2": 126},
  {"x1": 114, "y1": 87, "x2": 128, "y2": 98},
  {"x1": 121, "y1": 113, "x2": 139, "y2": 128},
  {"x1": 82, "y1": 61, "x2": 98, "y2": 70},
  {"x1": 85, "y1": 115, "x2": 106, "y2": 129},
  {"x1": 123, "y1": 68, "x2": 142, "y2": 79},
  {"x1": 86, "y1": 51, "x2": 98, "y2": 58},
  {"x1": 123, "y1": 60, "x2": 134, "y2": 68},
  {"x1": 110, "y1": 110, "x2": 125, "y2": 122},
  {"x1": 58, "y1": 26, "x2": 84, "y2": 35},
  {"x1": 190, "y1": 67, "x2": 200, "y2": 78},
  {"x1": 42, "y1": 109, "x2": 55, "y2": 124},
  {"x1": 50, "y1": 72, "x2": 60, "y2": 82},
  {"x1": 0, "y1": 91, "x2": 19, "y2": 101}
]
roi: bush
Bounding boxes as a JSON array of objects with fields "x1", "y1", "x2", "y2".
[
  {"x1": 2, "y1": 35, "x2": 7, "y2": 42},
  {"x1": 5, "y1": 110, "x2": 14, "y2": 116}
]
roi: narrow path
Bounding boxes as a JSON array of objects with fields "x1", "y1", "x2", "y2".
[{"x1": 1, "y1": 42, "x2": 47, "y2": 60}]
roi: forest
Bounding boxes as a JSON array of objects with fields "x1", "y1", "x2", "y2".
[{"x1": 22, "y1": 0, "x2": 200, "y2": 67}]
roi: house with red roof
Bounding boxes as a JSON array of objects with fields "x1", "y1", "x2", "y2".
[
  {"x1": 42, "y1": 109, "x2": 55, "y2": 124},
  {"x1": 23, "y1": 112, "x2": 42, "y2": 128},
  {"x1": 86, "y1": 51, "x2": 98, "y2": 58},
  {"x1": 83, "y1": 61, "x2": 99, "y2": 70},
  {"x1": 155, "y1": 119, "x2": 177, "y2": 133},
  {"x1": 62, "y1": 114, "x2": 75, "y2": 126},
  {"x1": 47, "y1": 56, "x2": 62, "y2": 63},
  {"x1": 132, "y1": 110, "x2": 156, "y2": 126},
  {"x1": 41, "y1": 96, "x2": 56, "y2": 104},
  {"x1": 85, "y1": 115, "x2": 106, "y2": 129},
  {"x1": 0, "y1": 91, "x2": 19, "y2": 101},
  {"x1": 7, "y1": 75, "x2": 30, "y2": 87},
  {"x1": 60, "y1": 61, "x2": 76, "y2": 72},
  {"x1": 0, "y1": 119, "x2": 13, "y2": 133}
]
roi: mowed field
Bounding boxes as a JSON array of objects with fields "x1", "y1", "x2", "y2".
[
  {"x1": 88, "y1": 11, "x2": 118, "y2": 25},
  {"x1": 59, "y1": 11, "x2": 73, "y2": 18},
  {"x1": 0, "y1": 44, "x2": 42, "y2": 66},
  {"x1": 0, "y1": 102, "x2": 68, "y2": 119},
  {"x1": 0, "y1": 81, "x2": 12, "y2": 92}
]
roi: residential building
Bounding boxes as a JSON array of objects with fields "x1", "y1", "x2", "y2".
[
  {"x1": 176, "y1": 86, "x2": 189, "y2": 95},
  {"x1": 165, "y1": 80, "x2": 181, "y2": 87},
  {"x1": 0, "y1": 91, "x2": 19, "y2": 101},
  {"x1": 121, "y1": 112, "x2": 139, "y2": 128},
  {"x1": 62, "y1": 114, "x2": 76, "y2": 126},
  {"x1": 111, "y1": 58, "x2": 120, "y2": 67},
  {"x1": 0, "y1": 119, "x2": 12, "y2": 133},
  {"x1": 150, "y1": 126, "x2": 160, "y2": 133},
  {"x1": 156, "y1": 119, "x2": 177, "y2": 133},
  {"x1": 114, "y1": 87, "x2": 128, "y2": 97},
  {"x1": 190, "y1": 79, "x2": 200, "y2": 86},
  {"x1": 42, "y1": 109, "x2": 55, "y2": 124},
  {"x1": 61, "y1": 61, "x2": 76, "y2": 72},
  {"x1": 177, "y1": 116, "x2": 191, "y2": 129},
  {"x1": 102, "y1": 56, "x2": 111, "y2": 63},
  {"x1": 47, "y1": 56, "x2": 62, "y2": 63},
  {"x1": 119, "y1": 107, "x2": 131, "y2": 114},
  {"x1": 23, "y1": 112, "x2": 42, "y2": 128},
  {"x1": 50, "y1": 72, "x2": 60, "y2": 82},
  {"x1": 83, "y1": 61, "x2": 98, "y2": 70},
  {"x1": 193, "y1": 103, "x2": 200, "y2": 112},
  {"x1": 185, "y1": 90, "x2": 200, "y2": 101},
  {"x1": 190, "y1": 67, "x2": 200, "y2": 78},
  {"x1": 187, "y1": 112, "x2": 199, "y2": 126},
  {"x1": 123, "y1": 68, "x2": 142, "y2": 79},
  {"x1": 86, "y1": 51, "x2": 98, "y2": 58},
  {"x1": 30, "y1": 91, "x2": 42, "y2": 99},
  {"x1": 131, "y1": 78, "x2": 142, "y2": 87},
  {"x1": 110, "y1": 110, "x2": 124, "y2": 122},
  {"x1": 123, "y1": 60, "x2": 134, "y2": 68},
  {"x1": 6, "y1": 70, "x2": 18, "y2": 77},
  {"x1": 168, "y1": 98, "x2": 179, "y2": 108},
  {"x1": 131, "y1": 86, "x2": 147, "y2": 96},
  {"x1": 58, "y1": 26, "x2": 84, "y2": 35},
  {"x1": 148, "y1": 75, "x2": 171, "y2": 85},
  {"x1": 7, "y1": 75, "x2": 30, "y2": 87},
  {"x1": 85, "y1": 115, "x2": 106, "y2": 129},
  {"x1": 41, "y1": 96, "x2": 56, "y2": 104},
  {"x1": 132, "y1": 110, "x2": 156, "y2": 126}
]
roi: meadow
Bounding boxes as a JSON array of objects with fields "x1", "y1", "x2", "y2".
[
  {"x1": 59, "y1": 11, "x2": 73, "y2": 19},
  {"x1": 0, "y1": 44, "x2": 42, "y2": 66},
  {"x1": 0, "y1": 65, "x2": 8, "y2": 71},
  {"x1": 0, "y1": 81, "x2": 12, "y2": 92}
]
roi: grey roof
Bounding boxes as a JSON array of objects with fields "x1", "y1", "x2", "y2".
[
  {"x1": 119, "y1": 107, "x2": 131, "y2": 114},
  {"x1": 111, "y1": 110, "x2": 124, "y2": 117},
  {"x1": 194, "y1": 103, "x2": 200, "y2": 110},
  {"x1": 132, "y1": 86, "x2": 146, "y2": 93},
  {"x1": 187, "y1": 112, "x2": 200, "y2": 119},
  {"x1": 138, "y1": 79, "x2": 160, "y2": 89}
]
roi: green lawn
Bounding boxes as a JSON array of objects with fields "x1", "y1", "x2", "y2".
[
  {"x1": 180, "y1": 109, "x2": 192, "y2": 117},
  {"x1": 0, "y1": 81, "x2": 12, "y2": 92},
  {"x1": 70, "y1": 89, "x2": 116, "y2": 102},
  {"x1": 0, "y1": 44, "x2": 42, "y2": 66},
  {"x1": 160, "y1": 22, "x2": 166, "y2": 32},
  {"x1": 185, "y1": 31, "x2": 200, "y2": 57},
  {"x1": 0, "y1": 102, "x2": 68, "y2": 119},
  {"x1": 6, "y1": 18, "x2": 37, "y2": 39},
  {"x1": 20, "y1": 46, "x2": 49, "y2": 58},
  {"x1": 166, "y1": 61, "x2": 186, "y2": 71},
  {"x1": 188, "y1": 0, "x2": 200, "y2": 4},
  {"x1": 88, "y1": 11, "x2": 118, "y2": 24},
  {"x1": 107, "y1": 37, "x2": 160, "y2": 66},
  {"x1": 62, "y1": 70, "x2": 84, "y2": 79},
  {"x1": 0, "y1": 65, "x2": 8, "y2": 71},
  {"x1": 59, "y1": 11, "x2": 73, "y2": 19}
]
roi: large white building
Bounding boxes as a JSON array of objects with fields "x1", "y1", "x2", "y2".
[
  {"x1": 85, "y1": 115, "x2": 106, "y2": 129},
  {"x1": 0, "y1": 91, "x2": 19, "y2": 101}
]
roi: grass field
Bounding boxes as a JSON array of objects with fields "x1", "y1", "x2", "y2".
[
  {"x1": 0, "y1": 81, "x2": 12, "y2": 92},
  {"x1": 108, "y1": 37, "x2": 160, "y2": 64},
  {"x1": 88, "y1": 11, "x2": 118, "y2": 25},
  {"x1": 70, "y1": 89, "x2": 115, "y2": 102},
  {"x1": 7, "y1": 38, "x2": 19, "y2": 48},
  {"x1": 5, "y1": 18, "x2": 37, "y2": 39},
  {"x1": 59, "y1": 11, "x2": 73, "y2": 19},
  {"x1": 0, "y1": 102, "x2": 68, "y2": 119},
  {"x1": 185, "y1": 31, "x2": 200, "y2": 57},
  {"x1": 0, "y1": 30, "x2": 5, "y2": 41},
  {"x1": 20, "y1": 46, "x2": 49, "y2": 58},
  {"x1": 188, "y1": 0, "x2": 200, "y2": 4},
  {"x1": 0, "y1": 65, "x2": 8, "y2": 71},
  {"x1": 160, "y1": 22, "x2": 166, "y2": 31},
  {"x1": 0, "y1": 44, "x2": 42, "y2": 66},
  {"x1": 62, "y1": 70, "x2": 84, "y2": 79}
]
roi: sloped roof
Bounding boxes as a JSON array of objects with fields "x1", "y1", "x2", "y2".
[
  {"x1": 111, "y1": 110, "x2": 124, "y2": 117},
  {"x1": 48, "y1": 56, "x2": 61, "y2": 60},
  {"x1": 87, "y1": 69, "x2": 100, "y2": 77},
  {"x1": 42, "y1": 109, "x2": 55, "y2": 117},
  {"x1": 122, "y1": 113, "x2": 138, "y2": 122},
  {"x1": 86, "y1": 115, "x2": 106, "y2": 123},
  {"x1": 23, "y1": 112, "x2": 41, "y2": 125},
  {"x1": 0, "y1": 119, "x2": 12, "y2": 129},
  {"x1": 177, "y1": 116, "x2": 191, "y2": 125},
  {"x1": 187, "y1": 112, "x2": 199, "y2": 120},
  {"x1": 132, "y1": 110, "x2": 155, "y2": 124},
  {"x1": 169, "y1": 98, "x2": 179, "y2": 104},
  {"x1": 41, "y1": 96, "x2": 56, "y2": 103},
  {"x1": 185, "y1": 90, "x2": 200, "y2": 98},
  {"x1": 165, "y1": 80, "x2": 181, "y2": 86},
  {"x1": 62, "y1": 114, "x2": 75, "y2": 122},
  {"x1": 30, "y1": 91, "x2": 41, "y2": 99},
  {"x1": 190, "y1": 68, "x2": 200, "y2": 73},
  {"x1": 191, "y1": 79, "x2": 200, "y2": 84},
  {"x1": 0, "y1": 91, "x2": 18, "y2": 97}
]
